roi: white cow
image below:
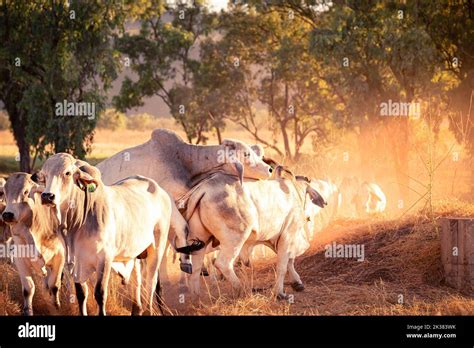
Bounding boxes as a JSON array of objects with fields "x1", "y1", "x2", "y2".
[
  {"x1": 354, "y1": 182, "x2": 387, "y2": 216},
  {"x1": 339, "y1": 177, "x2": 386, "y2": 217},
  {"x1": 1, "y1": 173, "x2": 65, "y2": 315},
  {"x1": 183, "y1": 166, "x2": 325, "y2": 299},
  {"x1": 35, "y1": 154, "x2": 171, "y2": 315}
]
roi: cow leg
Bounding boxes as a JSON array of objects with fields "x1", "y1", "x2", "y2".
[
  {"x1": 214, "y1": 243, "x2": 245, "y2": 298},
  {"x1": 288, "y1": 258, "x2": 304, "y2": 292},
  {"x1": 46, "y1": 252, "x2": 65, "y2": 309},
  {"x1": 14, "y1": 258, "x2": 35, "y2": 316},
  {"x1": 274, "y1": 249, "x2": 290, "y2": 300},
  {"x1": 187, "y1": 209, "x2": 212, "y2": 296},
  {"x1": 74, "y1": 282, "x2": 88, "y2": 316},
  {"x1": 130, "y1": 259, "x2": 143, "y2": 316},
  {"x1": 143, "y1": 246, "x2": 160, "y2": 315},
  {"x1": 94, "y1": 255, "x2": 113, "y2": 316},
  {"x1": 188, "y1": 247, "x2": 206, "y2": 298},
  {"x1": 152, "y1": 219, "x2": 170, "y2": 316},
  {"x1": 159, "y1": 244, "x2": 171, "y2": 286},
  {"x1": 238, "y1": 242, "x2": 255, "y2": 267}
]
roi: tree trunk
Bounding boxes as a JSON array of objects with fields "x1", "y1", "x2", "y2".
[
  {"x1": 215, "y1": 125, "x2": 222, "y2": 144},
  {"x1": 281, "y1": 122, "x2": 292, "y2": 159},
  {"x1": 6, "y1": 106, "x2": 31, "y2": 173},
  {"x1": 282, "y1": 83, "x2": 292, "y2": 159}
]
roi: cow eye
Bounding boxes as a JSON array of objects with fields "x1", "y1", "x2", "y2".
[
  {"x1": 24, "y1": 190, "x2": 29, "y2": 196},
  {"x1": 65, "y1": 171, "x2": 71, "y2": 177}
]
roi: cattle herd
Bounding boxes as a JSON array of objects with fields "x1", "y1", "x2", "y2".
[{"x1": 0, "y1": 129, "x2": 387, "y2": 316}]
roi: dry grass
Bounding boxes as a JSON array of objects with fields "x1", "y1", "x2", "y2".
[
  {"x1": 0, "y1": 202, "x2": 473, "y2": 316},
  {"x1": 169, "y1": 200, "x2": 474, "y2": 316}
]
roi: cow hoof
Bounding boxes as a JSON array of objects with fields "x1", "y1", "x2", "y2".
[
  {"x1": 180, "y1": 263, "x2": 193, "y2": 274},
  {"x1": 291, "y1": 282, "x2": 305, "y2": 292},
  {"x1": 276, "y1": 293, "x2": 289, "y2": 301},
  {"x1": 131, "y1": 304, "x2": 143, "y2": 316},
  {"x1": 200, "y1": 267, "x2": 209, "y2": 277},
  {"x1": 22, "y1": 307, "x2": 33, "y2": 316}
]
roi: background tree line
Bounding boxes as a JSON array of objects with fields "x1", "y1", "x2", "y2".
[{"x1": 1, "y1": 0, "x2": 473, "y2": 201}]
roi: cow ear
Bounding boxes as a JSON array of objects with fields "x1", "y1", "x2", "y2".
[
  {"x1": 250, "y1": 144, "x2": 264, "y2": 158},
  {"x1": 29, "y1": 185, "x2": 44, "y2": 202},
  {"x1": 263, "y1": 156, "x2": 279, "y2": 168},
  {"x1": 306, "y1": 186, "x2": 327, "y2": 208},
  {"x1": 221, "y1": 139, "x2": 236, "y2": 150},
  {"x1": 73, "y1": 166, "x2": 99, "y2": 191},
  {"x1": 31, "y1": 172, "x2": 44, "y2": 184},
  {"x1": 274, "y1": 165, "x2": 294, "y2": 180},
  {"x1": 233, "y1": 160, "x2": 244, "y2": 186}
]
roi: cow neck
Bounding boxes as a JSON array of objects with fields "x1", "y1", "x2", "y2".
[
  {"x1": 30, "y1": 194, "x2": 59, "y2": 249},
  {"x1": 181, "y1": 142, "x2": 226, "y2": 180},
  {"x1": 63, "y1": 184, "x2": 99, "y2": 234}
]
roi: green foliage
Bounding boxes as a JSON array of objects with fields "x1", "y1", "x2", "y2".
[
  {"x1": 0, "y1": 0, "x2": 124, "y2": 171},
  {"x1": 113, "y1": 0, "x2": 218, "y2": 143},
  {"x1": 97, "y1": 108, "x2": 127, "y2": 131},
  {"x1": 126, "y1": 113, "x2": 155, "y2": 131}
]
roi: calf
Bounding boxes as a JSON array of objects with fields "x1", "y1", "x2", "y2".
[{"x1": 1, "y1": 173, "x2": 65, "y2": 315}]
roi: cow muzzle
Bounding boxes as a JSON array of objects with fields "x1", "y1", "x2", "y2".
[
  {"x1": 2, "y1": 211, "x2": 15, "y2": 223},
  {"x1": 41, "y1": 192, "x2": 56, "y2": 206}
]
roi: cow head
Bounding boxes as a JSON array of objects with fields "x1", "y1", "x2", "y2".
[
  {"x1": 1, "y1": 173, "x2": 43, "y2": 225},
  {"x1": 33, "y1": 153, "x2": 100, "y2": 223},
  {"x1": 220, "y1": 139, "x2": 273, "y2": 184}
]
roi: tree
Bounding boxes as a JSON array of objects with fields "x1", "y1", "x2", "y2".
[
  {"x1": 262, "y1": 0, "x2": 441, "y2": 202},
  {"x1": 192, "y1": 4, "x2": 336, "y2": 160},
  {"x1": 411, "y1": 0, "x2": 474, "y2": 153},
  {"x1": 113, "y1": 0, "x2": 217, "y2": 143},
  {"x1": 0, "y1": 0, "x2": 123, "y2": 172}
]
